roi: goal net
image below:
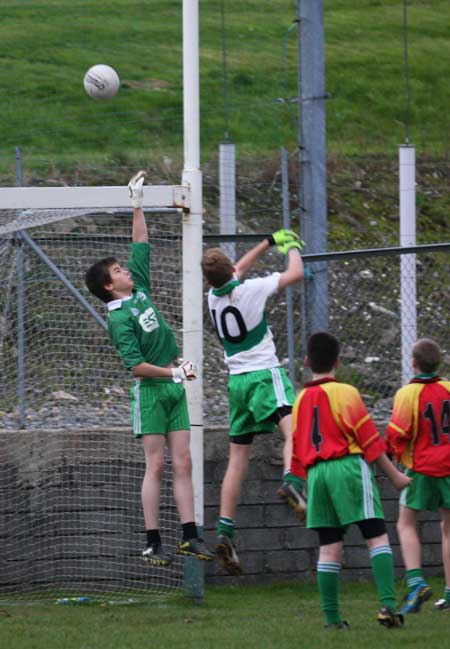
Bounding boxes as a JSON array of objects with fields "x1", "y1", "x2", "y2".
[{"x1": 0, "y1": 207, "x2": 185, "y2": 603}]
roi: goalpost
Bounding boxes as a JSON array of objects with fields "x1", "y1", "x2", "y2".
[{"x1": 0, "y1": 0, "x2": 204, "y2": 602}]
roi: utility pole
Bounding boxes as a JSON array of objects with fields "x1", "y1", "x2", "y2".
[{"x1": 297, "y1": 0, "x2": 328, "y2": 338}]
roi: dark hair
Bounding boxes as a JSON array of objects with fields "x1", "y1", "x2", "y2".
[
  {"x1": 85, "y1": 257, "x2": 117, "y2": 303},
  {"x1": 307, "y1": 332, "x2": 340, "y2": 373},
  {"x1": 412, "y1": 338, "x2": 441, "y2": 374},
  {"x1": 201, "y1": 247, "x2": 234, "y2": 288}
]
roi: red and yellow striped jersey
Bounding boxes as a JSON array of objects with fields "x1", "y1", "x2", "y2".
[
  {"x1": 386, "y1": 377, "x2": 450, "y2": 477},
  {"x1": 291, "y1": 378, "x2": 386, "y2": 478}
]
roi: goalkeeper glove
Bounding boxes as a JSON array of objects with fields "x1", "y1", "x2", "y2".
[
  {"x1": 277, "y1": 239, "x2": 305, "y2": 255},
  {"x1": 171, "y1": 360, "x2": 198, "y2": 383},
  {"x1": 266, "y1": 228, "x2": 299, "y2": 248},
  {"x1": 128, "y1": 170, "x2": 146, "y2": 208}
]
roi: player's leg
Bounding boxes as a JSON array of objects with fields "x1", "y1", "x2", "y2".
[
  {"x1": 397, "y1": 504, "x2": 431, "y2": 612},
  {"x1": 133, "y1": 381, "x2": 175, "y2": 565},
  {"x1": 166, "y1": 384, "x2": 214, "y2": 561},
  {"x1": 141, "y1": 433, "x2": 173, "y2": 565},
  {"x1": 316, "y1": 531, "x2": 347, "y2": 628},
  {"x1": 358, "y1": 520, "x2": 403, "y2": 627},
  {"x1": 246, "y1": 366, "x2": 306, "y2": 519},
  {"x1": 219, "y1": 439, "x2": 253, "y2": 520},
  {"x1": 307, "y1": 461, "x2": 347, "y2": 628},
  {"x1": 167, "y1": 428, "x2": 195, "y2": 522},
  {"x1": 397, "y1": 472, "x2": 436, "y2": 613},
  {"x1": 276, "y1": 410, "x2": 307, "y2": 521},
  {"x1": 397, "y1": 504, "x2": 421, "y2": 570},
  {"x1": 216, "y1": 437, "x2": 253, "y2": 575},
  {"x1": 166, "y1": 429, "x2": 213, "y2": 561},
  {"x1": 215, "y1": 372, "x2": 261, "y2": 574},
  {"x1": 435, "y1": 509, "x2": 450, "y2": 610}
]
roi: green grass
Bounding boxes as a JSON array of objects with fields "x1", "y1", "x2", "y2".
[
  {"x1": 0, "y1": 0, "x2": 448, "y2": 175},
  {"x1": 0, "y1": 580, "x2": 448, "y2": 649}
]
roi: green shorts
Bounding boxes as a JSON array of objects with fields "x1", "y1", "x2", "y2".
[
  {"x1": 306, "y1": 454, "x2": 384, "y2": 529},
  {"x1": 130, "y1": 378, "x2": 190, "y2": 437},
  {"x1": 227, "y1": 367, "x2": 295, "y2": 437},
  {"x1": 400, "y1": 469, "x2": 450, "y2": 511}
]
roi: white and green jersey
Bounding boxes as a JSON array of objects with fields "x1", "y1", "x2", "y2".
[
  {"x1": 107, "y1": 242, "x2": 179, "y2": 370},
  {"x1": 207, "y1": 273, "x2": 281, "y2": 375}
]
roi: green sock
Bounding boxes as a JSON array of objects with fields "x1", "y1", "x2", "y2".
[
  {"x1": 406, "y1": 568, "x2": 426, "y2": 593},
  {"x1": 216, "y1": 516, "x2": 235, "y2": 539},
  {"x1": 370, "y1": 546, "x2": 397, "y2": 610},
  {"x1": 284, "y1": 471, "x2": 305, "y2": 491},
  {"x1": 317, "y1": 562, "x2": 341, "y2": 625},
  {"x1": 445, "y1": 586, "x2": 450, "y2": 604}
]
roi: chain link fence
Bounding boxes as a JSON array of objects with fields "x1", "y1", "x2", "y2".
[
  {"x1": 202, "y1": 240, "x2": 450, "y2": 429},
  {"x1": 0, "y1": 220, "x2": 448, "y2": 432}
]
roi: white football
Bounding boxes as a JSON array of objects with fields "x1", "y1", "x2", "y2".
[{"x1": 83, "y1": 64, "x2": 120, "y2": 100}]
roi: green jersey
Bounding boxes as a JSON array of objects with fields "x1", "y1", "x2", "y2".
[{"x1": 107, "y1": 242, "x2": 179, "y2": 369}]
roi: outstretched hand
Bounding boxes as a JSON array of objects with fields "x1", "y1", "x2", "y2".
[
  {"x1": 128, "y1": 170, "x2": 146, "y2": 208},
  {"x1": 266, "y1": 229, "x2": 305, "y2": 254}
]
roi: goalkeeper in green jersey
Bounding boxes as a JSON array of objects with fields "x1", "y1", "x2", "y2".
[
  {"x1": 201, "y1": 229, "x2": 306, "y2": 575},
  {"x1": 85, "y1": 171, "x2": 213, "y2": 567}
]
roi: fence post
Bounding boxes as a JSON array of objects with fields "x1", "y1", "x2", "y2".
[
  {"x1": 15, "y1": 146, "x2": 26, "y2": 429},
  {"x1": 281, "y1": 147, "x2": 296, "y2": 387},
  {"x1": 399, "y1": 144, "x2": 417, "y2": 383},
  {"x1": 219, "y1": 142, "x2": 236, "y2": 262},
  {"x1": 297, "y1": 0, "x2": 328, "y2": 336}
]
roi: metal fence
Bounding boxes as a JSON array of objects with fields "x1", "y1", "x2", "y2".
[
  {"x1": 202, "y1": 239, "x2": 450, "y2": 428},
  {"x1": 0, "y1": 226, "x2": 449, "y2": 431}
]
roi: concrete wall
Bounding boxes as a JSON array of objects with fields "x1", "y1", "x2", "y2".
[
  {"x1": 203, "y1": 426, "x2": 443, "y2": 584},
  {"x1": 0, "y1": 426, "x2": 444, "y2": 598}
]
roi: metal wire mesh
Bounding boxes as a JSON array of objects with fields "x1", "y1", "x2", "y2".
[
  {"x1": 202, "y1": 242, "x2": 450, "y2": 428},
  {"x1": 0, "y1": 209, "x2": 184, "y2": 602}
]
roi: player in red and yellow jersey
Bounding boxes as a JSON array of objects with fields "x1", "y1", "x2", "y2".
[
  {"x1": 386, "y1": 338, "x2": 450, "y2": 615},
  {"x1": 291, "y1": 332, "x2": 409, "y2": 629}
]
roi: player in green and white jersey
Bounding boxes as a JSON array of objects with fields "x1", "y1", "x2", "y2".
[
  {"x1": 85, "y1": 171, "x2": 213, "y2": 567},
  {"x1": 201, "y1": 230, "x2": 306, "y2": 575}
]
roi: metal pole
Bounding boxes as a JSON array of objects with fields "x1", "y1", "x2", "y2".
[
  {"x1": 182, "y1": 0, "x2": 204, "y2": 599},
  {"x1": 281, "y1": 148, "x2": 296, "y2": 387},
  {"x1": 18, "y1": 230, "x2": 107, "y2": 330},
  {"x1": 297, "y1": 0, "x2": 328, "y2": 336},
  {"x1": 218, "y1": 0, "x2": 236, "y2": 261},
  {"x1": 399, "y1": 144, "x2": 417, "y2": 384},
  {"x1": 16, "y1": 147, "x2": 26, "y2": 429},
  {"x1": 219, "y1": 142, "x2": 236, "y2": 261}
]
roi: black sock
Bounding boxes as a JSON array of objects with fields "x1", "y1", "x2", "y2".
[
  {"x1": 146, "y1": 529, "x2": 161, "y2": 547},
  {"x1": 182, "y1": 522, "x2": 197, "y2": 541}
]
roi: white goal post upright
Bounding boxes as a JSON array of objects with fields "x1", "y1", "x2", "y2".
[
  {"x1": 181, "y1": 0, "x2": 205, "y2": 598},
  {"x1": 0, "y1": 0, "x2": 204, "y2": 601}
]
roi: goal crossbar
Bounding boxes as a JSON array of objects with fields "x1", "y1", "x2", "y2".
[{"x1": 0, "y1": 185, "x2": 191, "y2": 210}]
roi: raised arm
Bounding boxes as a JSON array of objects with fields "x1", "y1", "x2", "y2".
[
  {"x1": 128, "y1": 171, "x2": 148, "y2": 243},
  {"x1": 234, "y1": 228, "x2": 304, "y2": 283},
  {"x1": 132, "y1": 207, "x2": 148, "y2": 243},
  {"x1": 278, "y1": 248, "x2": 304, "y2": 290},
  {"x1": 234, "y1": 240, "x2": 269, "y2": 280}
]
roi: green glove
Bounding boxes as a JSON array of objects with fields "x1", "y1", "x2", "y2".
[
  {"x1": 277, "y1": 239, "x2": 305, "y2": 255},
  {"x1": 266, "y1": 228, "x2": 299, "y2": 247}
]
